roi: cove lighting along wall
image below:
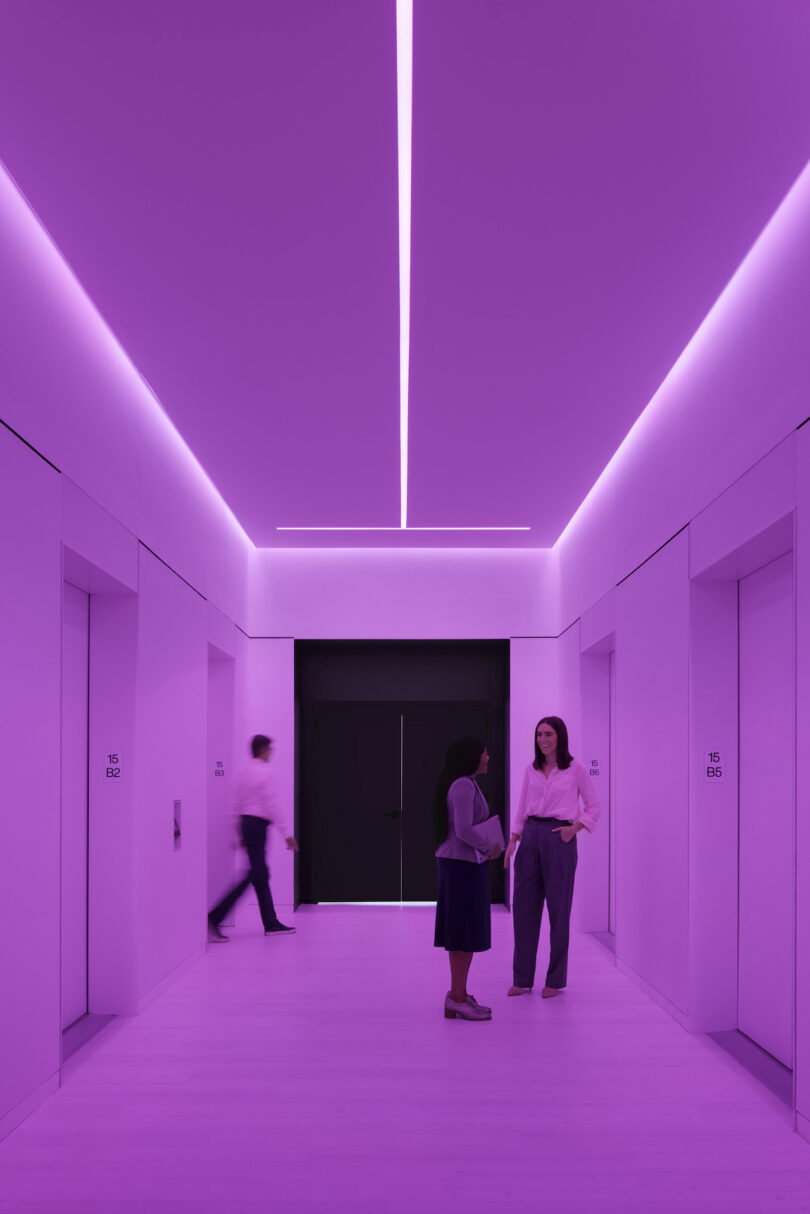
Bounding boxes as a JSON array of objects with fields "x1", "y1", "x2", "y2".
[
  {"x1": 554, "y1": 155, "x2": 810, "y2": 552},
  {"x1": 0, "y1": 159, "x2": 252, "y2": 551}
]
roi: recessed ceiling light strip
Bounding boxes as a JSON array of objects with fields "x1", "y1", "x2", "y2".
[
  {"x1": 276, "y1": 526, "x2": 531, "y2": 532},
  {"x1": 275, "y1": 8, "x2": 531, "y2": 538},
  {"x1": 396, "y1": 0, "x2": 413, "y2": 529}
]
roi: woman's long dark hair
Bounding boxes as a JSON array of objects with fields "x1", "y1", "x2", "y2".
[
  {"x1": 432, "y1": 736, "x2": 486, "y2": 847},
  {"x1": 533, "y1": 716, "x2": 573, "y2": 771}
]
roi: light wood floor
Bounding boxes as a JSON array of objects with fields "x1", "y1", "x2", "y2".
[{"x1": 2, "y1": 907, "x2": 809, "y2": 1213}]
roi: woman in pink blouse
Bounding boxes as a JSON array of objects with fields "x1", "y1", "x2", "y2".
[{"x1": 504, "y1": 716, "x2": 600, "y2": 998}]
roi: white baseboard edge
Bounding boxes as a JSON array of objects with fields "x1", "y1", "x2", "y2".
[
  {"x1": 136, "y1": 943, "x2": 207, "y2": 1014},
  {"x1": 615, "y1": 956, "x2": 689, "y2": 1030},
  {"x1": 0, "y1": 1072, "x2": 59, "y2": 1144}
]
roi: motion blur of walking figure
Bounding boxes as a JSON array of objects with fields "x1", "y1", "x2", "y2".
[
  {"x1": 433, "y1": 736, "x2": 504, "y2": 1021},
  {"x1": 208, "y1": 734, "x2": 299, "y2": 941}
]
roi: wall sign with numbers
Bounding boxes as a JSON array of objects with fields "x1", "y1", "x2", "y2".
[
  {"x1": 589, "y1": 759, "x2": 601, "y2": 778},
  {"x1": 214, "y1": 761, "x2": 225, "y2": 778},
  {"x1": 704, "y1": 751, "x2": 724, "y2": 782},
  {"x1": 104, "y1": 752, "x2": 122, "y2": 781}
]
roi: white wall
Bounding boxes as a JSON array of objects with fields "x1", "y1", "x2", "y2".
[
  {"x1": 88, "y1": 589, "x2": 139, "y2": 1014},
  {"x1": 0, "y1": 414, "x2": 244, "y2": 1134},
  {"x1": 614, "y1": 531, "x2": 691, "y2": 1019},
  {"x1": 0, "y1": 165, "x2": 250, "y2": 628},
  {"x1": 87, "y1": 547, "x2": 211, "y2": 1015},
  {"x1": 207, "y1": 645, "x2": 236, "y2": 912},
  {"x1": 132, "y1": 549, "x2": 208, "y2": 1006},
  {"x1": 249, "y1": 548, "x2": 556, "y2": 639},
  {"x1": 0, "y1": 151, "x2": 251, "y2": 1131},
  {"x1": 545, "y1": 165, "x2": 810, "y2": 1125},
  {"x1": 554, "y1": 416, "x2": 810, "y2": 1141},
  {"x1": 0, "y1": 429, "x2": 61, "y2": 1136},
  {"x1": 687, "y1": 577, "x2": 738, "y2": 1032},
  {"x1": 575, "y1": 648, "x2": 612, "y2": 933},
  {"x1": 795, "y1": 426, "x2": 810, "y2": 1139}
]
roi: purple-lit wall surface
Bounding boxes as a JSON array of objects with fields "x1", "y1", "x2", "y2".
[
  {"x1": 0, "y1": 429, "x2": 61, "y2": 1137},
  {"x1": 0, "y1": 159, "x2": 250, "y2": 1133},
  {"x1": 0, "y1": 165, "x2": 251, "y2": 625},
  {"x1": 550, "y1": 155, "x2": 810, "y2": 1136}
]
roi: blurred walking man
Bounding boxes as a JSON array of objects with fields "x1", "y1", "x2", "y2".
[{"x1": 208, "y1": 734, "x2": 298, "y2": 941}]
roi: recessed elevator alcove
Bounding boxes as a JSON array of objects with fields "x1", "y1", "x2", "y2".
[
  {"x1": 689, "y1": 506, "x2": 796, "y2": 1104},
  {"x1": 295, "y1": 641, "x2": 509, "y2": 905},
  {"x1": 60, "y1": 540, "x2": 140, "y2": 1049}
]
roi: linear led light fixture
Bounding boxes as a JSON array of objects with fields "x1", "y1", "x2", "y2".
[
  {"x1": 397, "y1": 0, "x2": 412, "y2": 529},
  {"x1": 276, "y1": 525, "x2": 531, "y2": 531},
  {"x1": 277, "y1": 2, "x2": 530, "y2": 537}
]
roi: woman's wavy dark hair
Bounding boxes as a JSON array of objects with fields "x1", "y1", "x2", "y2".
[
  {"x1": 533, "y1": 716, "x2": 573, "y2": 771},
  {"x1": 431, "y1": 736, "x2": 486, "y2": 847}
]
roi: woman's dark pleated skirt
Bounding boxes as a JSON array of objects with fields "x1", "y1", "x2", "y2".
[{"x1": 434, "y1": 858, "x2": 491, "y2": 952}]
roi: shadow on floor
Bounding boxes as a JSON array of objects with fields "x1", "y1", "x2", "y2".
[
  {"x1": 709, "y1": 1029, "x2": 793, "y2": 1107},
  {"x1": 62, "y1": 1014, "x2": 116, "y2": 1063}
]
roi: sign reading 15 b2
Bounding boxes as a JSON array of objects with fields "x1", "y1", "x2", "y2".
[{"x1": 105, "y1": 752, "x2": 122, "y2": 780}]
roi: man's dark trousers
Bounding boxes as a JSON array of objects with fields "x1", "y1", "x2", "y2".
[{"x1": 209, "y1": 814, "x2": 279, "y2": 931}]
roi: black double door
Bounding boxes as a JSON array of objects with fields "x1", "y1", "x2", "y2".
[{"x1": 302, "y1": 699, "x2": 504, "y2": 903}]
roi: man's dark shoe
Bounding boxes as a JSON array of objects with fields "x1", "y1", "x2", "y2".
[
  {"x1": 207, "y1": 916, "x2": 229, "y2": 942},
  {"x1": 265, "y1": 922, "x2": 296, "y2": 935}
]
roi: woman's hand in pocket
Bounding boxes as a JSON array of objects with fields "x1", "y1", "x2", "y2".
[{"x1": 552, "y1": 824, "x2": 577, "y2": 844}]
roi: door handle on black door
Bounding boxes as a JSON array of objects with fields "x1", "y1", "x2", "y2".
[{"x1": 383, "y1": 810, "x2": 401, "y2": 819}]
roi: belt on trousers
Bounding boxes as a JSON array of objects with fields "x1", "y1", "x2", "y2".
[{"x1": 525, "y1": 816, "x2": 572, "y2": 826}]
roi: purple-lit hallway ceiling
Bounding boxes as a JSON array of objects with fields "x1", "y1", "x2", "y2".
[{"x1": 0, "y1": 0, "x2": 808, "y2": 547}]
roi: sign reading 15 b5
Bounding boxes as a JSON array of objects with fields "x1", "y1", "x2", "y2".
[{"x1": 704, "y1": 751, "x2": 724, "y2": 781}]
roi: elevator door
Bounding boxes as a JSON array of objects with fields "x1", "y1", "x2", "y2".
[
  {"x1": 608, "y1": 650, "x2": 617, "y2": 936},
  {"x1": 61, "y1": 582, "x2": 89, "y2": 1030},
  {"x1": 302, "y1": 700, "x2": 498, "y2": 902},
  {"x1": 738, "y1": 552, "x2": 794, "y2": 1068},
  {"x1": 307, "y1": 702, "x2": 402, "y2": 901}
]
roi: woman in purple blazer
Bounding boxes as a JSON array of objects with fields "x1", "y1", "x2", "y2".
[{"x1": 433, "y1": 736, "x2": 504, "y2": 1021}]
